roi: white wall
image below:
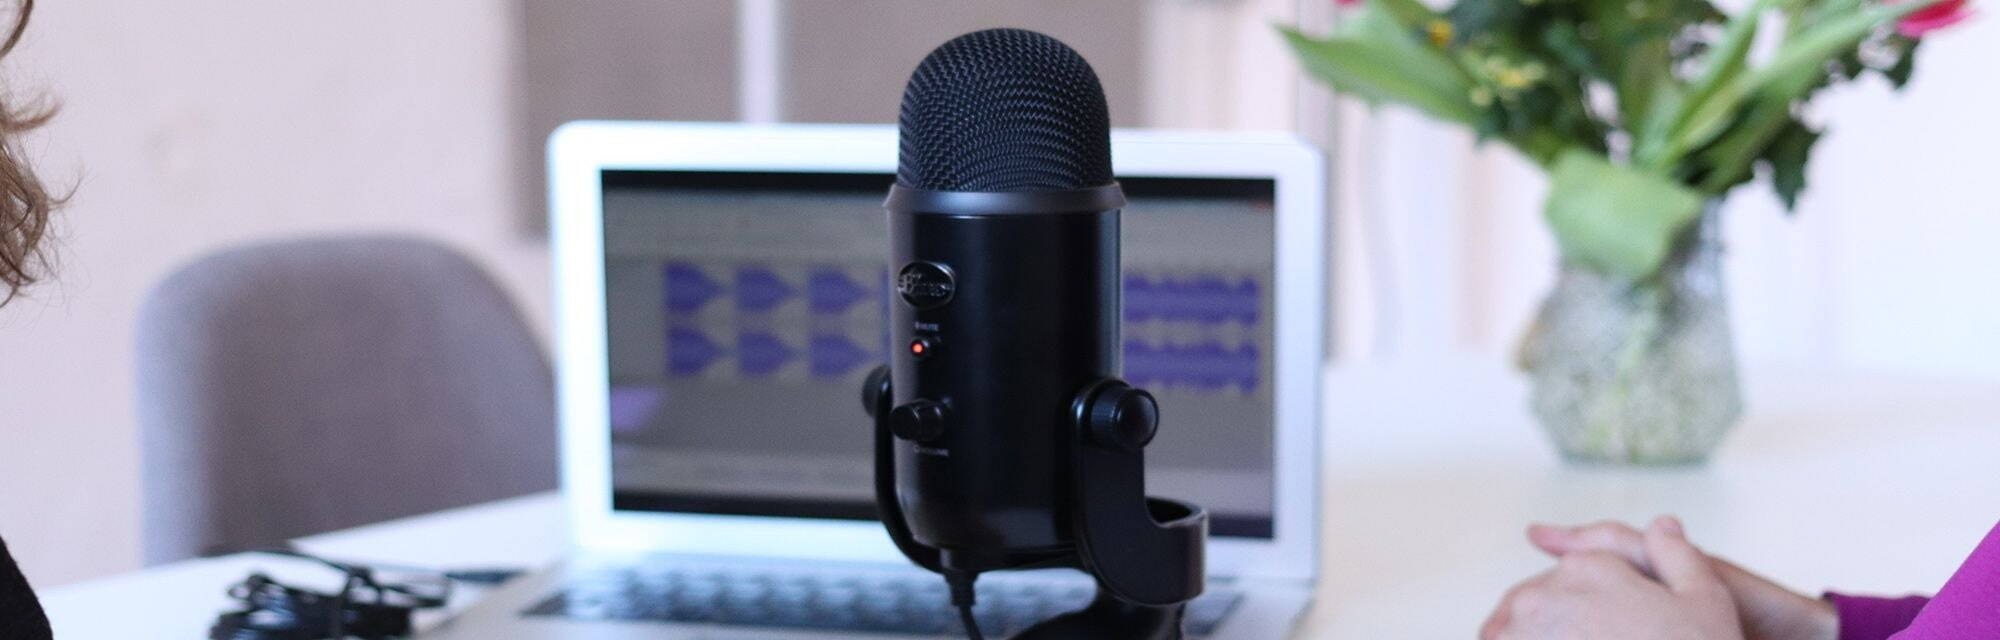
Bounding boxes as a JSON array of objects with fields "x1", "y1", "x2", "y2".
[
  {"x1": 0, "y1": 2, "x2": 550, "y2": 585},
  {"x1": 1807, "y1": 27, "x2": 2000, "y2": 378}
]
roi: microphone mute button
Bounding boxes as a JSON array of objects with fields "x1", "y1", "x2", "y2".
[{"x1": 908, "y1": 336, "x2": 939, "y2": 360}]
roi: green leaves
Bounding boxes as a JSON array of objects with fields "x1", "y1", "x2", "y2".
[
  {"x1": 1445, "y1": 0, "x2": 1525, "y2": 46},
  {"x1": 1752, "y1": 2, "x2": 1908, "y2": 89},
  {"x1": 1883, "y1": 37, "x2": 1923, "y2": 88},
  {"x1": 1615, "y1": 37, "x2": 1674, "y2": 139},
  {"x1": 1686, "y1": 2, "x2": 1935, "y2": 194},
  {"x1": 1373, "y1": 0, "x2": 1443, "y2": 31},
  {"x1": 1635, "y1": 0, "x2": 1764, "y2": 170},
  {"x1": 1647, "y1": 0, "x2": 1945, "y2": 196},
  {"x1": 1279, "y1": 20, "x2": 1477, "y2": 126},
  {"x1": 1278, "y1": 0, "x2": 1951, "y2": 282},
  {"x1": 1545, "y1": 149, "x2": 1706, "y2": 281},
  {"x1": 1567, "y1": 0, "x2": 1721, "y2": 138},
  {"x1": 1763, "y1": 120, "x2": 1822, "y2": 210}
]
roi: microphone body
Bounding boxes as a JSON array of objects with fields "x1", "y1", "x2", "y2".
[
  {"x1": 886, "y1": 187, "x2": 1123, "y2": 556},
  {"x1": 866, "y1": 29, "x2": 1204, "y2": 638},
  {"x1": 881, "y1": 27, "x2": 1124, "y2": 565}
]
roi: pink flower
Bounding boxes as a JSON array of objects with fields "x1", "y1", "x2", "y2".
[
  {"x1": 1899, "y1": 0, "x2": 1973, "y2": 37},
  {"x1": 1334, "y1": 0, "x2": 1362, "y2": 7}
]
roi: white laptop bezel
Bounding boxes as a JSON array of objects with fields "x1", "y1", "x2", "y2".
[{"x1": 550, "y1": 122, "x2": 1322, "y2": 584}]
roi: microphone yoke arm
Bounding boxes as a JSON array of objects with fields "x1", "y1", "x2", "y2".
[
  {"x1": 862, "y1": 365, "x2": 1208, "y2": 607},
  {"x1": 1068, "y1": 380, "x2": 1207, "y2": 607}
]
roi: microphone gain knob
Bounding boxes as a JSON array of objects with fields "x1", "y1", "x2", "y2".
[
  {"x1": 889, "y1": 400, "x2": 949, "y2": 442},
  {"x1": 1085, "y1": 383, "x2": 1159, "y2": 452}
]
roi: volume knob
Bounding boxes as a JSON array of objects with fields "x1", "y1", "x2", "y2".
[
  {"x1": 1085, "y1": 383, "x2": 1159, "y2": 452},
  {"x1": 889, "y1": 400, "x2": 949, "y2": 442}
]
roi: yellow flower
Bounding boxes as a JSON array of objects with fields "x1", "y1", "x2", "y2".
[
  {"x1": 1427, "y1": 19, "x2": 1454, "y2": 48},
  {"x1": 1470, "y1": 87, "x2": 1494, "y2": 107},
  {"x1": 1496, "y1": 67, "x2": 1531, "y2": 90}
]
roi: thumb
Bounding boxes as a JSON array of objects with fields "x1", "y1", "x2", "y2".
[{"x1": 1644, "y1": 516, "x2": 1720, "y2": 595}]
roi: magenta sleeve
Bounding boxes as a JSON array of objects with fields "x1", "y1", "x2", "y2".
[
  {"x1": 1824, "y1": 593, "x2": 1930, "y2": 640},
  {"x1": 1889, "y1": 521, "x2": 2000, "y2": 639}
]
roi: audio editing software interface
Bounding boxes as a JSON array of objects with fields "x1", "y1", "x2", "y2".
[{"x1": 601, "y1": 172, "x2": 1278, "y2": 537}]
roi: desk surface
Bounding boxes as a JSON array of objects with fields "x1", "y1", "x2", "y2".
[{"x1": 46, "y1": 357, "x2": 2000, "y2": 638}]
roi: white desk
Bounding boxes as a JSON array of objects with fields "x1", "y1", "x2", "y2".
[{"x1": 46, "y1": 358, "x2": 2000, "y2": 638}]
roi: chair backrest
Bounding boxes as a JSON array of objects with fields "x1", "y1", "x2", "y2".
[{"x1": 136, "y1": 235, "x2": 556, "y2": 565}]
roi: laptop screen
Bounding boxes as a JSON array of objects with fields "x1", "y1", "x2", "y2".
[{"x1": 600, "y1": 170, "x2": 1277, "y2": 539}]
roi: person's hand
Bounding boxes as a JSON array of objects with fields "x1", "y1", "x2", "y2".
[
  {"x1": 1480, "y1": 516, "x2": 1745, "y2": 640},
  {"x1": 1526, "y1": 517, "x2": 1838, "y2": 640}
]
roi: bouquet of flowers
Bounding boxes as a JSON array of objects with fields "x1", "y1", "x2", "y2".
[
  {"x1": 1283, "y1": 0, "x2": 1971, "y2": 462},
  {"x1": 1285, "y1": 0, "x2": 1969, "y2": 281}
]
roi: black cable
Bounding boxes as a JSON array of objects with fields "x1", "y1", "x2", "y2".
[
  {"x1": 944, "y1": 570, "x2": 983, "y2": 640},
  {"x1": 209, "y1": 572, "x2": 421, "y2": 640},
  {"x1": 209, "y1": 549, "x2": 523, "y2": 640},
  {"x1": 952, "y1": 604, "x2": 984, "y2": 640},
  {"x1": 247, "y1": 545, "x2": 525, "y2": 585}
]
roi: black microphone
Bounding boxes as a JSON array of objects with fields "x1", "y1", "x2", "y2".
[
  {"x1": 861, "y1": 28, "x2": 1206, "y2": 640},
  {"x1": 887, "y1": 27, "x2": 1123, "y2": 564}
]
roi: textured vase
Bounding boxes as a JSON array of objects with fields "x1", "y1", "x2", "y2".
[{"x1": 1519, "y1": 209, "x2": 1743, "y2": 464}]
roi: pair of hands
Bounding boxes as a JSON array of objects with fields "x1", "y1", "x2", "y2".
[{"x1": 1479, "y1": 516, "x2": 1839, "y2": 640}]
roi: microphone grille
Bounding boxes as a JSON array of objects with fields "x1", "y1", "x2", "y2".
[{"x1": 896, "y1": 29, "x2": 1112, "y2": 192}]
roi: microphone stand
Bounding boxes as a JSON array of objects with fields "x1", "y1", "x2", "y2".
[{"x1": 864, "y1": 368, "x2": 1208, "y2": 640}]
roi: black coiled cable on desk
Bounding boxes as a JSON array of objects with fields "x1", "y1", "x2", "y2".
[{"x1": 208, "y1": 549, "x2": 514, "y2": 640}]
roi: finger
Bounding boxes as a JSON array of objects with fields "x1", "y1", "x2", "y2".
[
  {"x1": 1481, "y1": 572, "x2": 1552, "y2": 640},
  {"x1": 1528, "y1": 521, "x2": 1651, "y2": 574},
  {"x1": 1525, "y1": 523, "x2": 1571, "y2": 555},
  {"x1": 1478, "y1": 600, "x2": 1508, "y2": 640},
  {"x1": 1644, "y1": 516, "x2": 1721, "y2": 595}
]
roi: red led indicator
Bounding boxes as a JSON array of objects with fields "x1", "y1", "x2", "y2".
[{"x1": 910, "y1": 341, "x2": 926, "y2": 355}]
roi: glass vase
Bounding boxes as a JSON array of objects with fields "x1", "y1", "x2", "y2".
[{"x1": 1518, "y1": 207, "x2": 1743, "y2": 464}]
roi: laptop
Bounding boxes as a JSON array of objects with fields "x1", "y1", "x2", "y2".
[{"x1": 426, "y1": 122, "x2": 1325, "y2": 639}]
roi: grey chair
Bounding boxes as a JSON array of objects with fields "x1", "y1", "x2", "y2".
[{"x1": 136, "y1": 235, "x2": 557, "y2": 565}]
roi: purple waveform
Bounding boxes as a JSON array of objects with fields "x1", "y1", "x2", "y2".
[
  {"x1": 736, "y1": 266, "x2": 795, "y2": 313},
  {"x1": 807, "y1": 267, "x2": 873, "y2": 315},
  {"x1": 1123, "y1": 341, "x2": 1259, "y2": 392},
  {"x1": 664, "y1": 262, "x2": 722, "y2": 314},
  {"x1": 808, "y1": 334, "x2": 877, "y2": 378},
  {"x1": 737, "y1": 332, "x2": 795, "y2": 377},
  {"x1": 1123, "y1": 274, "x2": 1259, "y2": 324},
  {"x1": 667, "y1": 327, "x2": 723, "y2": 376}
]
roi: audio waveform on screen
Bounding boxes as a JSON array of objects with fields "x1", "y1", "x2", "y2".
[
  {"x1": 1123, "y1": 341, "x2": 1259, "y2": 392},
  {"x1": 666, "y1": 325, "x2": 879, "y2": 381},
  {"x1": 809, "y1": 333, "x2": 878, "y2": 378},
  {"x1": 808, "y1": 268, "x2": 875, "y2": 315},
  {"x1": 1123, "y1": 274, "x2": 1259, "y2": 324},
  {"x1": 736, "y1": 332, "x2": 795, "y2": 376},
  {"x1": 660, "y1": 261, "x2": 1264, "y2": 393},
  {"x1": 666, "y1": 262, "x2": 879, "y2": 317},
  {"x1": 665, "y1": 263, "x2": 724, "y2": 314},
  {"x1": 734, "y1": 267, "x2": 796, "y2": 313},
  {"x1": 667, "y1": 327, "x2": 724, "y2": 376}
]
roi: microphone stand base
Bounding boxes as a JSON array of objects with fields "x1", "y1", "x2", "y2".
[{"x1": 1009, "y1": 586, "x2": 1185, "y2": 640}]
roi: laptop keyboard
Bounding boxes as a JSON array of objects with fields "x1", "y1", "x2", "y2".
[{"x1": 523, "y1": 564, "x2": 1243, "y2": 637}]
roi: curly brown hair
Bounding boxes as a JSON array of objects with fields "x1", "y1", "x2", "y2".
[{"x1": 0, "y1": 0, "x2": 56, "y2": 306}]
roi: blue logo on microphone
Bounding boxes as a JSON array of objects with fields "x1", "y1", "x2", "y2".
[{"x1": 896, "y1": 262, "x2": 955, "y2": 309}]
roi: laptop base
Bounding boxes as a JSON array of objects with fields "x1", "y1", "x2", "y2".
[{"x1": 420, "y1": 553, "x2": 1308, "y2": 640}]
